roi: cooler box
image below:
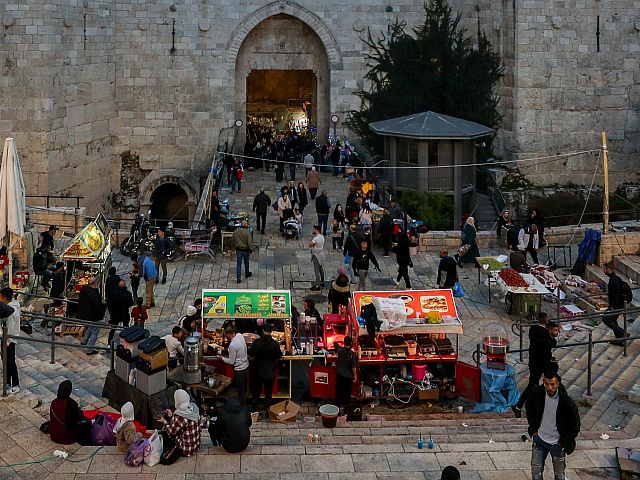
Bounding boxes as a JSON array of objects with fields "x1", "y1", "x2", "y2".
[
  {"x1": 115, "y1": 355, "x2": 137, "y2": 382},
  {"x1": 135, "y1": 368, "x2": 167, "y2": 396},
  {"x1": 310, "y1": 365, "x2": 336, "y2": 399}
]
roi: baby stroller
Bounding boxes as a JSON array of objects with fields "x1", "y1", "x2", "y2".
[{"x1": 282, "y1": 208, "x2": 301, "y2": 239}]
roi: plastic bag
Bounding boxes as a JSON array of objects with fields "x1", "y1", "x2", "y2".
[
  {"x1": 143, "y1": 430, "x2": 163, "y2": 467},
  {"x1": 90, "y1": 414, "x2": 117, "y2": 446},
  {"x1": 452, "y1": 281, "x2": 464, "y2": 298},
  {"x1": 125, "y1": 438, "x2": 146, "y2": 467},
  {"x1": 373, "y1": 297, "x2": 407, "y2": 331}
]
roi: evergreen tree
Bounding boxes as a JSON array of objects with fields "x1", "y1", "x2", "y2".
[{"x1": 348, "y1": 0, "x2": 503, "y2": 153}]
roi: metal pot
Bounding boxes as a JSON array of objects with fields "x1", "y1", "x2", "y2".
[
  {"x1": 184, "y1": 336, "x2": 200, "y2": 373},
  {"x1": 482, "y1": 336, "x2": 509, "y2": 355}
]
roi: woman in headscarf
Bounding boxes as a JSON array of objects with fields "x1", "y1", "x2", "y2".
[
  {"x1": 459, "y1": 217, "x2": 481, "y2": 266},
  {"x1": 327, "y1": 268, "x2": 350, "y2": 314},
  {"x1": 160, "y1": 389, "x2": 202, "y2": 457},
  {"x1": 115, "y1": 402, "x2": 141, "y2": 452},
  {"x1": 49, "y1": 380, "x2": 89, "y2": 445},
  {"x1": 496, "y1": 209, "x2": 512, "y2": 238}
]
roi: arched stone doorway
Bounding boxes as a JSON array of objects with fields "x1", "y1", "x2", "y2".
[
  {"x1": 149, "y1": 183, "x2": 189, "y2": 228},
  {"x1": 233, "y1": 13, "x2": 331, "y2": 149}
]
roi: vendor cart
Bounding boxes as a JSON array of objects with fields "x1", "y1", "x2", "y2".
[
  {"x1": 495, "y1": 269, "x2": 551, "y2": 319},
  {"x1": 475, "y1": 255, "x2": 509, "y2": 303},
  {"x1": 61, "y1": 213, "x2": 112, "y2": 306},
  {"x1": 345, "y1": 289, "x2": 468, "y2": 406}
]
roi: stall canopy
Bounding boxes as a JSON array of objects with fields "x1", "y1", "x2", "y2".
[
  {"x1": 0, "y1": 138, "x2": 26, "y2": 284},
  {"x1": 62, "y1": 214, "x2": 110, "y2": 261},
  {"x1": 202, "y1": 290, "x2": 292, "y2": 319},
  {"x1": 351, "y1": 289, "x2": 463, "y2": 335}
]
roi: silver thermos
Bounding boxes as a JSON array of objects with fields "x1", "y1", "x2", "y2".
[{"x1": 183, "y1": 336, "x2": 202, "y2": 384}]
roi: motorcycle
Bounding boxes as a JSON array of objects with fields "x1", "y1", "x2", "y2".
[{"x1": 120, "y1": 213, "x2": 155, "y2": 256}]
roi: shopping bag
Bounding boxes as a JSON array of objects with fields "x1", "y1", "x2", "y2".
[
  {"x1": 124, "y1": 438, "x2": 146, "y2": 467},
  {"x1": 143, "y1": 430, "x2": 163, "y2": 467},
  {"x1": 90, "y1": 414, "x2": 117, "y2": 446},
  {"x1": 452, "y1": 281, "x2": 465, "y2": 298}
]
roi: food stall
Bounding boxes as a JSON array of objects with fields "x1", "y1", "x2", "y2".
[
  {"x1": 340, "y1": 289, "x2": 471, "y2": 404},
  {"x1": 201, "y1": 289, "x2": 324, "y2": 400},
  {"x1": 61, "y1": 214, "x2": 112, "y2": 305},
  {"x1": 495, "y1": 268, "x2": 551, "y2": 319},
  {"x1": 475, "y1": 255, "x2": 509, "y2": 303}
]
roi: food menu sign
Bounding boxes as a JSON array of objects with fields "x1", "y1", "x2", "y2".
[
  {"x1": 202, "y1": 289, "x2": 292, "y2": 319},
  {"x1": 61, "y1": 220, "x2": 107, "y2": 260},
  {"x1": 352, "y1": 289, "x2": 459, "y2": 319}
]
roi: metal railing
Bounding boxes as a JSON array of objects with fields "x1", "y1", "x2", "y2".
[
  {"x1": 1, "y1": 312, "x2": 125, "y2": 396},
  {"x1": 473, "y1": 302, "x2": 640, "y2": 397}
]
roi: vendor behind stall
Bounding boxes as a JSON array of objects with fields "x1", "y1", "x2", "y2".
[
  {"x1": 163, "y1": 326, "x2": 186, "y2": 369},
  {"x1": 510, "y1": 247, "x2": 528, "y2": 273},
  {"x1": 335, "y1": 337, "x2": 357, "y2": 409},
  {"x1": 248, "y1": 324, "x2": 283, "y2": 413},
  {"x1": 219, "y1": 324, "x2": 250, "y2": 402}
]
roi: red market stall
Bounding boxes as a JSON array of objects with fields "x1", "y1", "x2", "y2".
[{"x1": 342, "y1": 289, "x2": 476, "y2": 404}]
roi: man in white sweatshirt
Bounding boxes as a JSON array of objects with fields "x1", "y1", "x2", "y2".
[
  {"x1": 218, "y1": 324, "x2": 249, "y2": 402},
  {"x1": 162, "y1": 326, "x2": 185, "y2": 369}
]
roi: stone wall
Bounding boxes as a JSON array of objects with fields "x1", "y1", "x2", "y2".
[
  {"x1": 1, "y1": 0, "x2": 638, "y2": 217},
  {"x1": 597, "y1": 231, "x2": 640, "y2": 266}
]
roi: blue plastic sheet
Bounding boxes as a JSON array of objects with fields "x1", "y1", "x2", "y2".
[{"x1": 470, "y1": 363, "x2": 520, "y2": 413}]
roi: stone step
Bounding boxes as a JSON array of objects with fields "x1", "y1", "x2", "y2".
[
  {"x1": 613, "y1": 255, "x2": 640, "y2": 286},
  {"x1": 586, "y1": 263, "x2": 640, "y2": 309}
]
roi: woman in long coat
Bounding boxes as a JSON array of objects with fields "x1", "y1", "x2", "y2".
[{"x1": 460, "y1": 217, "x2": 480, "y2": 265}]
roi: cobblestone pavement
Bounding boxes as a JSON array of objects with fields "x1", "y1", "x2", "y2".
[{"x1": 2, "y1": 167, "x2": 637, "y2": 478}]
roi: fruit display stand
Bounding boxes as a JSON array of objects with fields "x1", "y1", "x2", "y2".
[
  {"x1": 348, "y1": 289, "x2": 466, "y2": 404},
  {"x1": 495, "y1": 268, "x2": 551, "y2": 319},
  {"x1": 475, "y1": 255, "x2": 509, "y2": 303},
  {"x1": 61, "y1": 214, "x2": 112, "y2": 308}
]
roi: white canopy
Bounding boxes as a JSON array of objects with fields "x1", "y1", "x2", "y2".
[{"x1": 0, "y1": 138, "x2": 26, "y2": 246}]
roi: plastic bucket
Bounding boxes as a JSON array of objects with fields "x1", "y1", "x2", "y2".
[
  {"x1": 413, "y1": 364, "x2": 427, "y2": 382},
  {"x1": 319, "y1": 404, "x2": 339, "y2": 428}
]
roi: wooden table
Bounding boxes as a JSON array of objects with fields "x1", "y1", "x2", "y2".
[{"x1": 167, "y1": 368, "x2": 232, "y2": 413}]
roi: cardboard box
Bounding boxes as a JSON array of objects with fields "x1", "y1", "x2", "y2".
[
  {"x1": 269, "y1": 400, "x2": 300, "y2": 422},
  {"x1": 418, "y1": 388, "x2": 440, "y2": 401}
]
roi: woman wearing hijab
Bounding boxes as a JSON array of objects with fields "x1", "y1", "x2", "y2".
[
  {"x1": 115, "y1": 402, "x2": 141, "y2": 452},
  {"x1": 327, "y1": 268, "x2": 350, "y2": 314},
  {"x1": 459, "y1": 217, "x2": 481, "y2": 266},
  {"x1": 160, "y1": 389, "x2": 202, "y2": 458},
  {"x1": 49, "y1": 380, "x2": 89, "y2": 445}
]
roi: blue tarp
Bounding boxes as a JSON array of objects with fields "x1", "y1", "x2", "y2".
[
  {"x1": 470, "y1": 363, "x2": 520, "y2": 413},
  {"x1": 577, "y1": 228, "x2": 602, "y2": 263}
]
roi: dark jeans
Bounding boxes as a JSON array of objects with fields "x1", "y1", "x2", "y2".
[
  {"x1": 525, "y1": 247, "x2": 539, "y2": 265},
  {"x1": 107, "y1": 316, "x2": 130, "y2": 346},
  {"x1": 516, "y1": 365, "x2": 544, "y2": 409},
  {"x1": 236, "y1": 250, "x2": 251, "y2": 281},
  {"x1": 252, "y1": 376, "x2": 275, "y2": 411},
  {"x1": 603, "y1": 310, "x2": 625, "y2": 338},
  {"x1": 317, "y1": 214, "x2": 329, "y2": 235},
  {"x1": 381, "y1": 233, "x2": 391, "y2": 255},
  {"x1": 531, "y1": 435, "x2": 566, "y2": 480},
  {"x1": 396, "y1": 264, "x2": 411, "y2": 289},
  {"x1": 332, "y1": 236, "x2": 343, "y2": 250},
  {"x1": 154, "y1": 258, "x2": 167, "y2": 281},
  {"x1": 288, "y1": 163, "x2": 297, "y2": 181},
  {"x1": 335, "y1": 374, "x2": 353, "y2": 407},
  {"x1": 5, "y1": 342, "x2": 18, "y2": 387},
  {"x1": 234, "y1": 368, "x2": 249, "y2": 403},
  {"x1": 256, "y1": 212, "x2": 267, "y2": 233},
  {"x1": 309, "y1": 188, "x2": 317, "y2": 200}
]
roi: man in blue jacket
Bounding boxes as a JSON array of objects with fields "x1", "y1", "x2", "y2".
[{"x1": 131, "y1": 254, "x2": 157, "y2": 308}]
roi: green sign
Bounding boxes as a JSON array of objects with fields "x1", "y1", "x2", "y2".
[{"x1": 202, "y1": 289, "x2": 291, "y2": 319}]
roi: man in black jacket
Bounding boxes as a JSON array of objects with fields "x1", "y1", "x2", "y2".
[
  {"x1": 437, "y1": 249, "x2": 458, "y2": 288},
  {"x1": 107, "y1": 279, "x2": 134, "y2": 346},
  {"x1": 343, "y1": 225, "x2": 362, "y2": 284},
  {"x1": 153, "y1": 228, "x2": 172, "y2": 284},
  {"x1": 104, "y1": 266, "x2": 120, "y2": 320},
  {"x1": 78, "y1": 277, "x2": 106, "y2": 355},
  {"x1": 603, "y1": 264, "x2": 631, "y2": 345},
  {"x1": 210, "y1": 388, "x2": 252, "y2": 453},
  {"x1": 252, "y1": 187, "x2": 271, "y2": 235},
  {"x1": 248, "y1": 324, "x2": 283, "y2": 412},
  {"x1": 42, "y1": 262, "x2": 66, "y2": 328},
  {"x1": 378, "y1": 210, "x2": 393, "y2": 257},
  {"x1": 315, "y1": 190, "x2": 331, "y2": 235},
  {"x1": 513, "y1": 317, "x2": 558, "y2": 417},
  {"x1": 526, "y1": 371, "x2": 580, "y2": 480},
  {"x1": 209, "y1": 190, "x2": 221, "y2": 227}
]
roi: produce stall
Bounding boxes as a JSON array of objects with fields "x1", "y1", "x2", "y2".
[
  {"x1": 61, "y1": 214, "x2": 112, "y2": 305},
  {"x1": 201, "y1": 289, "x2": 323, "y2": 400},
  {"x1": 343, "y1": 289, "x2": 469, "y2": 404},
  {"x1": 476, "y1": 255, "x2": 509, "y2": 303},
  {"x1": 495, "y1": 268, "x2": 551, "y2": 318}
]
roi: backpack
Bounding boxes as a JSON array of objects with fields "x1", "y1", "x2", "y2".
[{"x1": 621, "y1": 280, "x2": 633, "y2": 304}]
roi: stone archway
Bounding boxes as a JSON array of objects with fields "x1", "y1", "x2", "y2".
[
  {"x1": 233, "y1": 13, "x2": 332, "y2": 148},
  {"x1": 138, "y1": 171, "x2": 198, "y2": 227}
]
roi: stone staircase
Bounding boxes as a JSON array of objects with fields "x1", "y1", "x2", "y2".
[{"x1": 474, "y1": 192, "x2": 499, "y2": 232}]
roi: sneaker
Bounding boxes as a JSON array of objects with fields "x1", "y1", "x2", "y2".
[
  {"x1": 511, "y1": 406, "x2": 522, "y2": 418},
  {"x1": 87, "y1": 350, "x2": 99, "y2": 356},
  {"x1": 155, "y1": 279, "x2": 159, "y2": 285},
  {"x1": 393, "y1": 279, "x2": 400, "y2": 287},
  {"x1": 350, "y1": 280, "x2": 357, "y2": 285},
  {"x1": 8, "y1": 386, "x2": 20, "y2": 395},
  {"x1": 320, "y1": 282, "x2": 326, "y2": 288},
  {"x1": 246, "y1": 272, "x2": 253, "y2": 278},
  {"x1": 161, "y1": 278, "x2": 166, "y2": 284},
  {"x1": 383, "y1": 253, "x2": 390, "y2": 258},
  {"x1": 310, "y1": 285, "x2": 321, "y2": 291},
  {"x1": 237, "y1": 279, "x2": 242, "y2": 284}
]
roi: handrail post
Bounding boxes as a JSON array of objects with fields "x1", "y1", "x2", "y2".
[
  {"x1": 519, "y1": 313, "x2": 524, "y2": 363},
  {"x1": 50, "y1": 322, "x2": 56, "y2": 364},
  {"x1": 556, "y1": 289, "x2": 561, "y2": 319},
  {"x1": 110, "y1": 340, "x2": 115, "y2": 372},
  {"x1": 586, "y1": 331, "x2": 593, "y2": 396},
  {"x1": 476, "y1": 343, "x2": 481, "y2": 368},
  {"x1": 2, "y1": 322, "x2": 8, "y2": 396},
  {"x1": 623, "y1": 301, "x2": 628, "y2": 358}
]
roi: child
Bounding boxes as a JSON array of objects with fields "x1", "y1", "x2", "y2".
[
  {"x1": 115, "y1": 402, "x2": 141, "y2": 452},
  {"x1": 129, "y1": 263, "x2": 140, "y2": 301},
  {"x1": 294, "y1": 208, "x2": 304, "y2": 227},
  {"x1": 131, "y1": 298, "x2": 148, "y2": 326},
  {"x1": 331, "y1": 219, "x2": 344, "y2": 251}
]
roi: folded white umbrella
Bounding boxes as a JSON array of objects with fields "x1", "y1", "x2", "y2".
[{"x1": 0, "y1": 138, "x2": 26, "y2": 285}]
